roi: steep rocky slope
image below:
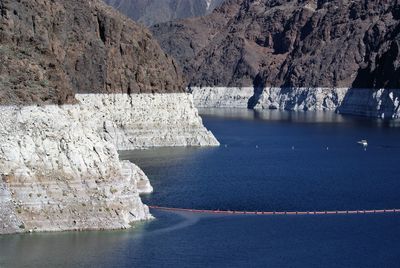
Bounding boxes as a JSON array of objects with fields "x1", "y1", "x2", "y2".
[
  {"x1": 152, "y1": 0, "x2": 400, "y2": 117},
  {"x1": 104, "y1": 0, "x2": 225, "y2": 26},
  {"x1": 0, "y1": 104, "x2": 153, "y2": 234},
  {"x1": 152, "y1": 0, "x2": 243, "y2": 80},
  {"x1": 0, "y1": 93, "x2": 218, "y2": 234},
  {"x1": 0, "y1": 0, "x2": 184, "y2": 105},
  {"x1": 154, "y1": 0, "x2": 400, "y2": 88},
  {"x1": 0, "y1": 0, "x2": 219, "y2": 234}
]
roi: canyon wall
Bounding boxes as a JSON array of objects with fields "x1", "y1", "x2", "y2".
[
  {"x1": 0, "y1": 0, "x2": 184, "y2": 105},
  {"x1": 191, "y1": 87, "x2": 400, "y2": 119},
  {"x1": 154, "y1": 0, "x2": 400, "y2": 118},
  {"x1": 0, "y1": 0, "x2": 220, "y2": 235},
  {"x1": 0, "y1": 93, "x2": 218, "y2": 234},
  {"x1": 0, "y1": 104, "x2": 152, "y2": 234},
  {"x1": 77, "y1": 94, "x2": 219, "y2": 150},
  {"x1": 191, "y1": 87, "x2": 348, "y2": 111},
  {"x1": 191, "y1": 87, "x2": 254, "y2": 108},
  {"x1": 337, "y1": 89, "x2": 400, "y2": 119}
]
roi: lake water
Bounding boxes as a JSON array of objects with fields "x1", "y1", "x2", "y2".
[{"x1": 1, "y1": 109, "x2": 400, "y2": 267}]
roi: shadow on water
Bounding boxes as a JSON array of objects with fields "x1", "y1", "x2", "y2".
[
  {"x1": 119, "y1": 146, "x2": 218, "y2": 169},
  {"x1": 198, "y1": 108, "x2": 400, "y2": 128},
  {"x1": 0, "y1": 225, "x2": 145, "y2": 267},
  {"x1": 2, "y1": 109, "x2": 400, "y2": 267}
]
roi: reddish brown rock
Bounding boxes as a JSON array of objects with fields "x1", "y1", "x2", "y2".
[
  {"x1": 152, "y1": 0, "x2": 400, "y2": 89},
  {"x1": 0, "y1": 0, "x2": 184, "y2": 105}
]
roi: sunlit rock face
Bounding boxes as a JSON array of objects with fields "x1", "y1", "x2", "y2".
[
  {"x1": 153, "y1": 0, "x2": 400, "y2": 118},
  {"x1": 191, "y1": 87, "x2": 347, "y2": 111},
  {"x1": 76, "y1": 94, "x2": 220, "y2": 150},
  {"x1": 0, "y1": 104, "x2": 152, "y2": 234},
  {"x1": 191, "y1": 87, "x2": 400, "y2": 119},
  {"x1": 0, "y1": 0, "x2": 220, "y2": 235},
  {"x1": 254, "y1": 88, "x2": 349, "y2": 111},
  {"x1": 0, "y1": 93, "x2": 219, "y2": 234},
  {"x1": 190, "y1": 87, "x2": 255, "y2": 109}
]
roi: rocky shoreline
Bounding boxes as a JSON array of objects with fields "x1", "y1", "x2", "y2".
[
  {"x1": 0, "y1": 93, "x2": 219, "y2": 235},
  {"x1": 77, "y1": 93, "x2": 219, "y2": 150},
  {"x1": 191, "y1": 87, "x2": 400, "y2": 119}
]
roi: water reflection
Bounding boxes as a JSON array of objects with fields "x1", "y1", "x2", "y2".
[
  {"x1": 198, "y1": 108, "x2": 400, "y2": 128},
  {"x1": 119, "y1": 147, "x2": 217, "y2": 169},
  {"x1": 0, "y1": 223, "x2": 147, "y2": 267},
  {"x1": 1, "y1": 111, "x2": 400, "y2": 268}
]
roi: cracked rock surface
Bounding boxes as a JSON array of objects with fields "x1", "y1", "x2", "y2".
[{"x1": 0, "y1": 0, "x2": 184, "y2": 105}]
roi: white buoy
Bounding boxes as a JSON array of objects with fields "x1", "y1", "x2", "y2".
[{"x1": 357, "y1": 139, "x2": 368, "y2": 148}]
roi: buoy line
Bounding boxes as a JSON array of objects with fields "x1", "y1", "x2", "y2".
[{"x1": 148, "y1": 206, "x2": 400, "y2": 216}]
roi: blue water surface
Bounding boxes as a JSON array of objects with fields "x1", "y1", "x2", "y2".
[{"x1": 1, "y1": 109, "x2": 400, "y2": 268}]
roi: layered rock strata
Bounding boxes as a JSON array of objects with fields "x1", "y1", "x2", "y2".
[
  {"x1": 77, "y1": 94, "x2": 219, "y2": 150},
  {"x1": 0, "y1": 104, "x2": 152, "y2": 234},
  {"x1": 190, "y1": 87, "x2": 254, "y2": 108},
  {"x1": 154, "y1": 0, "x2": 400, "y2": 89},
  {"x1": 191, "y1": 87, "x2": 347, "y2": 110},
  {"x1": 0, "y1": 93, "x2": 218, "y2": 234},
  {"x1": 337, "y1": 89, "x2": 400, "y2": 119},
  {"x1": 153, "y1": 0, "x2": 400, "y2": 118},
  {"x1": 191, "y1": 87, "x2": 400, "y2": 118},
  {"x1": 254, "y1": 88, "x2": 348, "y2": 111}
]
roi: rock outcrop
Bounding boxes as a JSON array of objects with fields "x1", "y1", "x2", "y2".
[
  {"x1": 191, "y1": 86, "x2": 400, "y2": 118},
  {"x1": 153, "y1": 0, "x2": 400, "y2": 89},
  {"x1": 337, "y1": 88, "x2": 400, "y2": 119},
  {"x1": 0, "y1": 0, "x2": 220, "y2": 235},
  {"x1": 0, "y1": 0, "x2": 184, "y2": 105},
  {"x1": 0, "y1": 104, "x2": 152, "y2": 234},
  {"x1": 152, "y1": 0, "x2": 243, "y2": 81},
  {"x1": 153, "y1": 0, "x2": 400, "y2": 117},
  {"x1": 191, "y1": 86, "x2": 348, "y2": 110},
  {"x1": 104, "y1": 0, "x2": 225, "y2": 26},
  {"x1": 0, "y1": 93, "x2": 219, "y2": 234},
  {"x1": 191, "y1": 87, "x2": 254, "y2": 108},
  {"x1": 254, "y1": 88, "x2": 348, "y2": 111},
  {"x1": 77, "y1": 94, "x2": 219, "y2": 150}
]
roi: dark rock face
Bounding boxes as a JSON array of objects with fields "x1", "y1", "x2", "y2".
[
  {"x1": 152, "y1": 0, "x2": 400, "y2": 89},
  {"x1": 0, "y1": 0, "x2": 184, "y2": 105},
  {"x1": 103, "y1": 0, "x2": 225, "y2": 26}
]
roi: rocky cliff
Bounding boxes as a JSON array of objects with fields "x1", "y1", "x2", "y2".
[
  {"x1": 0, "y1": 0, "x2": 184, "y2": 105},
  {"x1": 0, "y1": 104, "x2": 153, "y2": 234},
  {"x1": 104, "y1": 0, "x2": 225, "y2": 26},
  {"x1": 0, "y1": 93, "x2": 218, "y2": 234},
  {"x1": 0, "y1": 0, "x2": 219, "y2": 234},
  {"x1": 153, "y1": 0, "x2": 400, "y2": 118},
  {"x1": 153, "y1": 0, "x2": 400, "y2": 88},
  {"x1": 77, "y1": 94, "x2": 219, "y2": 150}
]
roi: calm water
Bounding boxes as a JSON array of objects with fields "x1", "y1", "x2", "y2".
[{"x1": 1, "y1": 109, "x2": 400, "y2": 267}]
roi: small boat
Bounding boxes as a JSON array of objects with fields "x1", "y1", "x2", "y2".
[{"x1": 357, "y1": 140, "x2": 368, "y2": 147}]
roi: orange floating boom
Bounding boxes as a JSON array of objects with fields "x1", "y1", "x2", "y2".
[{"x1": 148, "y1": 206, "x2": 400, "y2": 216}]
